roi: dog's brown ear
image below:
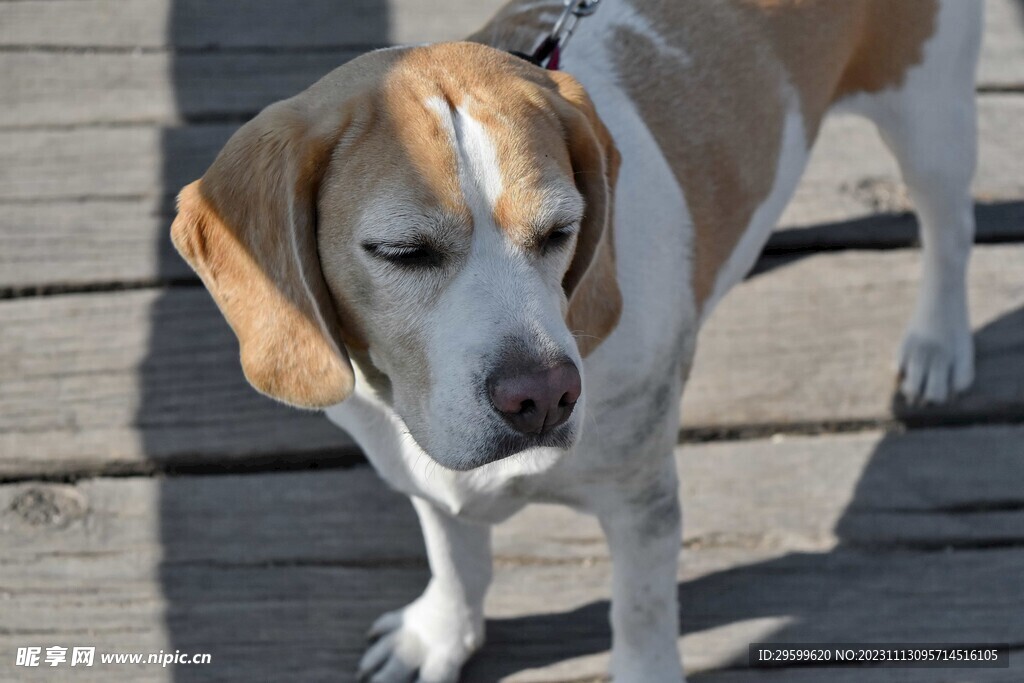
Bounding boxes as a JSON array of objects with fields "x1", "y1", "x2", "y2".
[
  {"x1": 170, "y1": 99, "x2": 354, "y2": 409},
  {"x1": 548, "y1": 71, "x2": 622, "y2": 357}
]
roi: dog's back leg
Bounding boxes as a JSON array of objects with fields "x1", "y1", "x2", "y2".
[{"x1": 843, "y1": 0, "x2": 984, "y2": 403}]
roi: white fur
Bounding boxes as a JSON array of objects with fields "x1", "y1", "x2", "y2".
[
  {"x1": 452, "y1": 104, "x2": 505, "y2": 211},
  {"x1": 837, "y1": 0, "x2": 981, "y2": 403},
  {"x1": 329, "y1": 1, "x2": 981, "y2": 681}
]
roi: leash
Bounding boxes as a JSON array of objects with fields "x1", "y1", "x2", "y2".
[{"x1": 510, "y1": 0, "x2": 603, "y2": 70}]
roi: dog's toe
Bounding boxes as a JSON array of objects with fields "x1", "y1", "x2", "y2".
[
  {"x1": 357, "y1": 595, "x2": 481, "y2": 683},
  {"x1": 357, "y1": 628, "x2": 461, "y2": 683},
  {"x1": 357, "y1": 630, "x2": 429, "y2": 682},
  {"x1": 367, "y1": 609, "x2": 403, "y2": 642},
  {"x1": 898, "y1": 329, "x2": 974, "y2": 404},
  {"x1": 357, "y1": 633, "x2": 398, "y2": 681}
]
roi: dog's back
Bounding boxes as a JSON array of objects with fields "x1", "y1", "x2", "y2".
[{"x1": 474, "y1": 0, "x2": 980, "y2": 310}]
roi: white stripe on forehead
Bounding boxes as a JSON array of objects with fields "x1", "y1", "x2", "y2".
[{"x1": 424, "y1": 96, "x2": 504, "y2": 227}]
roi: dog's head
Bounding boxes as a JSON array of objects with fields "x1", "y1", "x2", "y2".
[{"x1": 171, "y1": 42, "x2": 620, "y2": 470}]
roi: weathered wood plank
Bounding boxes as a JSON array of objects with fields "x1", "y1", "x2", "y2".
[
  {"x1": 0, "y1": 51, "x2": 363, "y2": 128},
  {"x1": 0, "y1": 123, "x2": 234, "y2": 202},
  {"x1": 0, "y1": 200, "x2": 192, "y2": 289},
  {"x1": 0, "y1": 0, "x2": 501, "y2": 49},
  {"x1": 4, "y1": 427, "x2": 1019, "y2": 572},
  {"x1": 1, "y1": 196, "x2": 1021, "y2": 293},
  {"x1": 3, "y1": 426, "x2": 1020, "y2": 581},
  {"x1": 982, "y1": 0, "x2": 1024, "y2": 89},
  {"x1": 0, "y1": 468, "x2": 424, "y2": 564},
  {"x1": 12, "y1": 200, "x2": 1013, "y2": 294},
  {"x1": 3, "y1": 552, "x2": 1019, "y2": 682},
  {"x1": 0, "y1": 565, "x2": 429, "y2": 683},
  {"x1": 1, "y1": 83, "x2": 1021, "y2": 207},
  {"x1": 678, "y1": 426, "x2": 1024, "y2": 552},
  {"x1": 0, "y1": 288, "x2": 354, "y2": 477},
  {"x1": 0, "y1": 0, "x2": 1020, "y2": 92},
  {"x1": 682, "y1": 244, "x2": 1024, "y2": 432},
  {"x1": 2, "y1": 97, "x2": 1022, "y2": 289},
  {"x1": 2, "y1": 427, "x2": 1022, "y2": 680},
  {"x1": 479, "y1": 549, "x2": 1024, "y2": 682},
  {"x1": 2, "y1": 246, "x2": 1021, "y2": 475},
  {"x1": 502, "y1": 428, "x2": 1024, "y2": 568},
  {"x1": 3, "y1": 0, "x2": 1022, "y2": 129},
  {"x1": 779, "y1": 95, "x2": 1024, "y2": 228}
]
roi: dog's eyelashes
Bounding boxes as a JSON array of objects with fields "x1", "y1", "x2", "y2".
[
  {"x1": 539, "y1": 226, "x2": 575, "y2": 254},
  {"x1": 362, "y1": 241, "x2": 444, "y2": 268}
]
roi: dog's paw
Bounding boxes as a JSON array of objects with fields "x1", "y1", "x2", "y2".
[
  {"x1": 897, "y1": 326, "x2": 974, "y2": 404},
  {"x1": 357, "y1": 592, "x2": 483, "y2": 683}
]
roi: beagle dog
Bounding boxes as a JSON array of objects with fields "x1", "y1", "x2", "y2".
[{"x1": 171, "y1": 1, "x2": 982, "y2": 680}]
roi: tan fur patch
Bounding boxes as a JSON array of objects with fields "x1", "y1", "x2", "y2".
[
  {"x1": 619, "y1": 0, "x2": 938, "y2": 309},
  {"x1": 835, "y1": 0, "x2": 940, "y2": 99},
  {"x1": 610, "y1": 1, "x2": 787, "y2": 309},
  {"x1": 742, "y1": 0, "x2": 940, "y2": 140},
  {"x1": 478, "y1": 0, "x2": 938, "y2": 311},
  {"x1": 588, "y1": 0, "x2": 938, "y2": 310}
]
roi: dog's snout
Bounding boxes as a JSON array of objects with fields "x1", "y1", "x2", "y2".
[{"x1": 487, "y1": 361, "x2": 581, "y2": 436}]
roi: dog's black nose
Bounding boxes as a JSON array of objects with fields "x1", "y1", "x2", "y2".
[{"x1": 487, "y1": 361, "x2": 581, "y2": 435}]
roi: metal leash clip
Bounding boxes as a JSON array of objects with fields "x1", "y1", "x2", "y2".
[
  {"x1": 548, "y1": 0, "x2": 602, "y2": 55},
  {"x1": 521, "y1": 0, "x2": 603, "y2": 70}
]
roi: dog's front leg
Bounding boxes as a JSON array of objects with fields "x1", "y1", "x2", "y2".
[
  {"x1": 598, "y1": 458, "x2": 685, "y2": 682},
  {"x1": 358, "y1": 496, "x2": 492, "y2": 683}
]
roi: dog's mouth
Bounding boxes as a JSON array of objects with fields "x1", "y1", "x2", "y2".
[{"x1": 440, "y1": 420, "x2": 578, "y2": 471}]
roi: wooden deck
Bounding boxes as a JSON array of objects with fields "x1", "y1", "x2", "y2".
[{"x1": 1, "y1": 1, "x2": 1023, "y2": 681}]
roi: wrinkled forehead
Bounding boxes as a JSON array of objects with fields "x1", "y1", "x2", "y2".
[{"x1": 321, "y1": 44, "x2": 583, "y2": 239}]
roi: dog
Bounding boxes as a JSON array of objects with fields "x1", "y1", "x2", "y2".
[{"x1": 170, "y1": 0, "x2": 982, "y2": 680}]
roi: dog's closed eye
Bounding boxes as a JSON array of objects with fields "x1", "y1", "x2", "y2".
[
  {"x1": 537, "y1": 225, "x2": 576, "y2": 254},
  {"x1": 362, "y1": 241, "x2": 445, "y2": 269}
]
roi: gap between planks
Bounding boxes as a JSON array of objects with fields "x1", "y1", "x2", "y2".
[{"x1": 2, "y1": 427, "x2": 1024, "y2": 681}]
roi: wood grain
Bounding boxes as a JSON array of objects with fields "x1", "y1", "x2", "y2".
[
  {"x1": 0, "y1": 288, "x2": 355, "y2": 477},
  {"x1": 779, "y1": 95, "x2": 1024, "y2": 229},
  {"x1": 982, "y1": 0, "x2": 1024, "y2": 89},
  {"x1": 0, "y1": 0, "x2": 500, "y2": 49},
  {"x1": 3, "y1": 98, "x2": 1023, "y2": 289},
  {"x1": 1, "y1": 427, "x2": 1021, "y2": 681},
  {"x1": 1, "y1": 94, "x2": 1022, "y2": 206},
  {"x1": 1, "y1": 1, "x2": 1021, "y2": 681},
  {"x1": 0, "y1": 0, "x2": 1019, "y2": 92},
  {"x1": 0, "y1": 200, "x2": 191, "y2": 290},
  {"x1": 1, "y1": 245, "x2": 1020, "y2": 477},
  {"x1": 0, "y1": 51, "x2": 363, "y2": 128},
  {"x1": 682, "y1": 244, "x2": 1024, "y2": 433}
]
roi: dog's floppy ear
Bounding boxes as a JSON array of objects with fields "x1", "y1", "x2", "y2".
[
  {"x1": 547, "y1": 71, "x2": 623, "y2": 357},
  {"x1": 170, "y1": 98, "x2": 354, "y2": 409}
]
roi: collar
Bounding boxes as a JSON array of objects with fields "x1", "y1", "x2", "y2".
[{"x1": 510, "y1": 0, "x2": 603, "y2": 71}]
